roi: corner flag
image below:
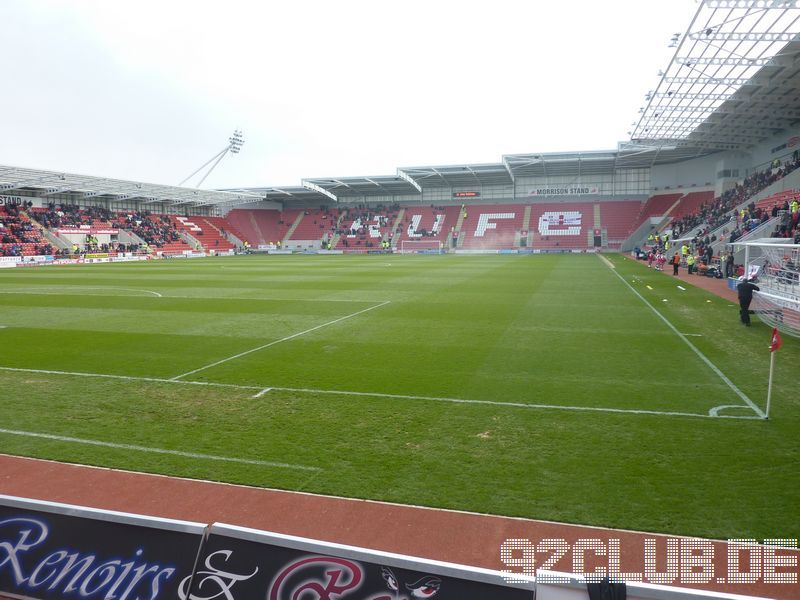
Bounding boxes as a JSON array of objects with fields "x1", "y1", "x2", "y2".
[
  {"x1": 770, "y1": 328, "x2": 782, "y2": 353},
  {"x1": 766, "y1": 328, "x2": 782, "y2": 419}
]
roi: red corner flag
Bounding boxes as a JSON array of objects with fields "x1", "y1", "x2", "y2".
[{"x1": 770, "y1": 328, "x2": 782, "y2": 353}]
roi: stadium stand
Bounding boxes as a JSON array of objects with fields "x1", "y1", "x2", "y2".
[
  {"x1": 755, "y1": 189, "x2": 798, "y2": 212},
  {"x1": 199, "y1": 215, "x2": 246, "y2": 246},
  {"x1": 0, "y1": 203, "x2": 50, "y2": 256},
  {"x1": 459, "y1": 204, "x2": 524, "y2": 250},
  {"x1": 334, "y1": 206, "x2": 394, "y2": 250},
  {"x1": 633, "y1": 193, "x2": 683, "y2": 229},
  {"x1": 169, "y1": 215, "x2": 237, "y2": 252},
  {"x1": 30, "y1": 203, "x2": 116, "y2": 230},
  {"x1": 528, "y1": 202, "x2": 594, "y2": 250},
  {"x1": 287, "y1": 208, "x2": 340, "y2": 246},
  {"x1": 669, "y1": 190, "x2": 714, "y2": 221},
  {"x1": 670, "y1": 155, "x2": 800, "y2": 239},
  {"x1": 120, "y1": 212, "x2": 192, "y2": 254},
  {"x1": 597, "y1": 200, "x2": 643, "y2": 247},
  {"x1": 224, "y1": 209, "x2": 284, "y2": 247},
  {"x1": 391, "y1": 205, "x2": 459, "y2": 250}
]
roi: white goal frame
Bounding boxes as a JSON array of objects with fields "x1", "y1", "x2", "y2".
[
  {"x1": 399, "y1": 239, "x2": 443, "y2": 254},
  {"x1": 736, "y1": 240, "x2": 800, "y2": 337}
]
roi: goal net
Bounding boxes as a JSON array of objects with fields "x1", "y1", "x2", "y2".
[
  {"x1": 399, "y1": 239, "x2": 443, "y2": 254},
  {"x1": 741, "y1": 241, "x2": 800, "y2": 337}
]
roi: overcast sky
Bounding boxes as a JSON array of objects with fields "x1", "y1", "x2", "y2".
[{"x1": 1, "y1": 0, "x2": 698, "y2": 189}]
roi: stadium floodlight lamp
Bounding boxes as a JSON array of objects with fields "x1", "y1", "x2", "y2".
[
  {"x1": 229, "y1": 129, "x2": 245, "y2": 154},
  {"x1": 179, "y1": 129, "x2": 246, "y2": 187}
]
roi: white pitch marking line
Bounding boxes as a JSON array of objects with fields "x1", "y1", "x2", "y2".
[
  {"x1": 682, "y1": 333, "x2": 703, "y2": 337},
  {"x1": 709, "y1": 404, "x2": 757, "y2": 417},
  {"x1": 0, "y1": 287, "x2": 162, "y2": 298},
  {"x1": 605, "y1": 263, "x2": 766, "y2": 419},
  {"x1": 170, "y1": 300, "x2": 392, "y2": 380},
  {"x1": 0, "y1": 365, "x2": 757, "y2": 420},
  {"x1": 253, "y1": 388, "x2": 272, "y2": 398},
  {"x1": 597, "y1": 254, "x2": 615, "y2": 269},
  {"x1": 0, "y1": 427, "x2": 320, "y2": 471},
  {"x1": 260, "y1": 385, "x2": 728, "y2": 419},
  {"x1": 158, "y1": 295, "x2": 380, "y2": 303},
  {"x1": 0, "y1": 365, "x2": 263, "y2": 391},
  {"x1": 0, "y1": 289, "x2": 382, "y2": 303}
]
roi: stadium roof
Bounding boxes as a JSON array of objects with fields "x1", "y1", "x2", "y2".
[
  {"x1": 220, "y1": 185, "x2": 327, "y2": 203},
  {"x1": 300, "y1": 175, "x2": 421, "y2": 201},
  {"x1": 631, "y1": 0, "x2": 800, "y2": 150},
  {"x1": 503, "y1": 146, "x2": 717, "y2": 178},
  {"x1": 397, "y1": 163, "x2": 513, "y2": 188},
  {"x1": 0, "y1": 165, "x2": 263, "y2": 208}
]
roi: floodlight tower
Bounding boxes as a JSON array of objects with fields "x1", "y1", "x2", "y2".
[{"x1": 179, "y1": 129, "x2": 245, "y2": 188}]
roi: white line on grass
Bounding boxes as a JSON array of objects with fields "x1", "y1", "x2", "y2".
[
  {"x1": 159, "y1": 295, "x2": 383, "y2": 303},
  {"x1": 0, "y1": 427, "x2": 320, "y2": 471},
  {"x1": 0, "y1": 365, "x2": 263, "y2": 390},
  {"x1": 0, "y1": 287, "x2": 162, "y2": 297},
  {"x1": 597, "y1": 254, "x2": 615, "y2": 269},
  {"x1": 253, "y1": 388, "x2": 272, "y2": 398},
  {"x1": 0, "y1": 365, "x2": 760, "y2": 420},
  {"x1": 603, "y1": 259, "x2": 766, "y2": 419},
  {"x1": 709, "y1": 404, "x2": 757, "y2": 417},
  {"x1": 170, "y1": 300, "x2": 392, "y2": 380},
  {"x1": 0, "y1": 289, "x2": 387, "y2": 304}
]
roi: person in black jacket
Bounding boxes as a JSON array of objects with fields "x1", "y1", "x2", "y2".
[{"x1": 737, "y1": 278, "x2": 760, "y2": 326}]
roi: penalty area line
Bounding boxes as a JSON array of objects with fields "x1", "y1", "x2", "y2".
[
  {"x1": 604, "y1": 263, "x2": 766, "y2": 419},
  {"x1": 170, "y1": 300, "x2": 391, "y2": 380},
  {"x1": 0, "y1": 365, "x2": 758, "y2": 420},
  {"x1": 0, "y1": 427, "x2": 320, "y2": 472}
]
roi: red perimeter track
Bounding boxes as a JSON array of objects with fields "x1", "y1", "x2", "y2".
[{"x1": 1, "y1": 271, "x2": 795, "y2": 600}]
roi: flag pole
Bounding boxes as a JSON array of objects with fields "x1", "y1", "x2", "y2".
[
  {"x1": 766, "y1": 327, "x2": 782, "y2": 420},
  {"x1": 765, "y1": 348, "x2": 775, "y2": 420}
]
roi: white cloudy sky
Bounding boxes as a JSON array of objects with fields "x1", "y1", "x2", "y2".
[{"x1": 1, "y1": 0, "x2": 697, "y2": 189}]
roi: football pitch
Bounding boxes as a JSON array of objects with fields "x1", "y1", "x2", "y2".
[{"x1": 0, "y1": 253, "x2": 797, "y2": 540}]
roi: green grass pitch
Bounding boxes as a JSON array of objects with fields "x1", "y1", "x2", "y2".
[{"x1": 0, "y1": 253, "x2": 797, "y2": 540}]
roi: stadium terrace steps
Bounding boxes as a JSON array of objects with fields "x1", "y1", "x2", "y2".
[
  {"x1": 633, "y1": 193, "x2": 683, "y2": 229},
  {"x1": 200, "y1": 216, "x2": 246, "y2": 247},
  {"x1": 282, "y1": 210, "x2": 305, "y2": 243},
  {"x1": 389, "y1": 208, "x2": 406, "y2": 248},
  {"x1": 288, "y1": 209, "x2": 340, "y2": 244},
  {"x1": 755, "y1": 189, "x2": 798, "y2": 211},
  {"x1": 224, "y1": 209, "x2": 284, "y2": 247},
  {"x1": 168, "y1": 216, "x2": 236, "y2": 253},
  {"x1": 670, "y1": 190, "x2": 714, "y2": 221},
  {"x1": 597, "y1": 200, "x2": 643, "y2": 245}
]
